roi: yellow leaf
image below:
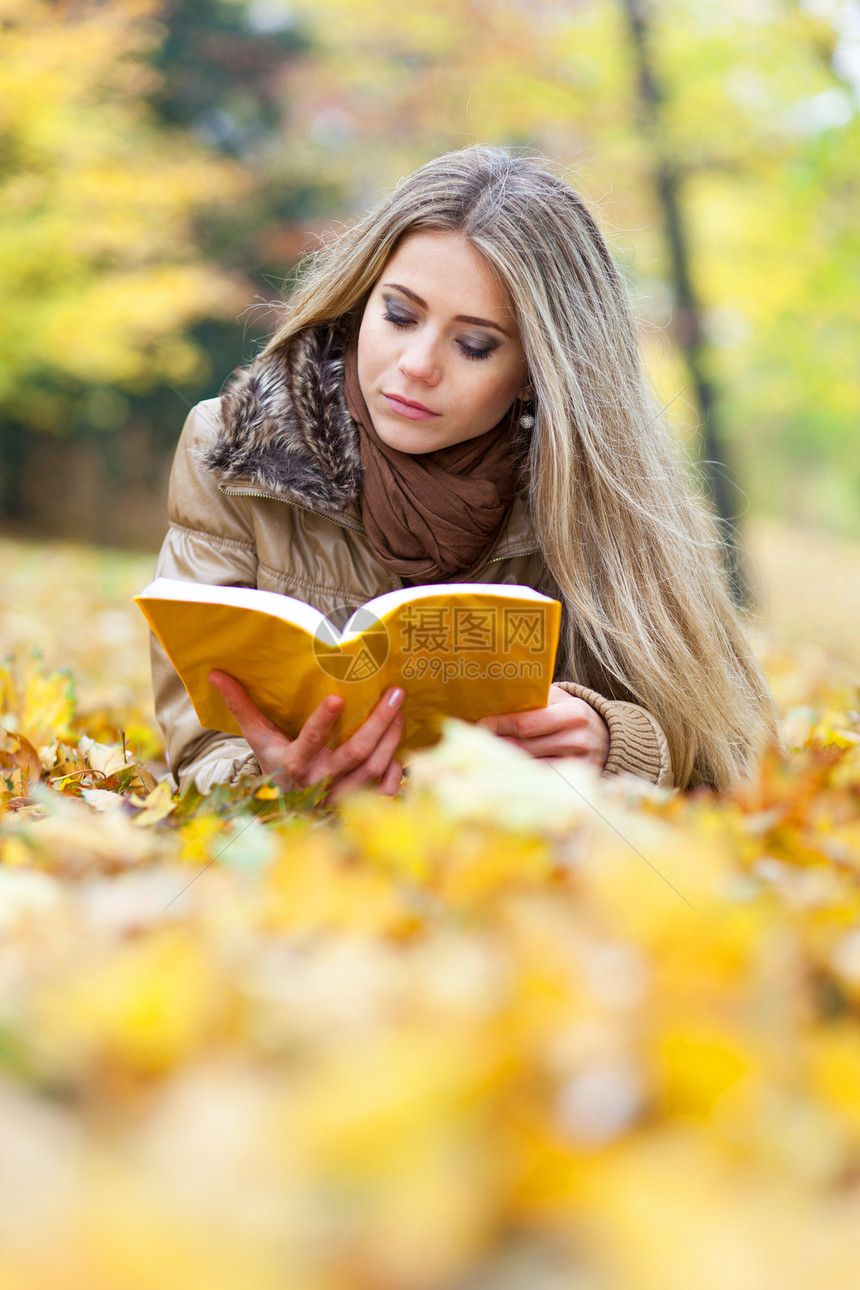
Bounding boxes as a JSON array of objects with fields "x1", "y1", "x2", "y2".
[
  {"x1": 130, "y1": 779, "x2": 176, "y2": 828},
  {"x1": 253, "y1": 784, "x2": 280, "y2": 801},
  {"x1": 36, "y1": 928, "x2": 226, "y2": 1077},
  {"x1": 0, "y1": 655, "x2": 75, "y2": 747},
  {"x1": 656, "y1": 1027, "x2": 757, "y2": 1119}
]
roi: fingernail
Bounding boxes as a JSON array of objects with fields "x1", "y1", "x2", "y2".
[{"x1": 388, "y1": 688, "x2": 404, "y2": 708}]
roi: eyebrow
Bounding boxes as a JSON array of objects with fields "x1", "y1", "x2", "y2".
[{"x1": 383, "y1": 283, "x2": 511, "y2": 338}]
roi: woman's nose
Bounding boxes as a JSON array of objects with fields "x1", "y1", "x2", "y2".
[{"x1": 398, "y1": 333, "x2": 442, "y2": 385}]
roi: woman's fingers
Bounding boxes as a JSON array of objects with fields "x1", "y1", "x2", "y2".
[
  {"x1": 207, "y1": 675, "x2": 407, "y2": 796},
  {"x1": 360, "y1": 710, "x2": 404, "y2": 779},
  {"x1": 329, "y1": 687, "x2": 405, "y2": 776},
  {"x1": 365, "y1": 710, "x2": 406, "y2": 781},
  {"x1": 326, "y1": 708, "x2": 405, "y2": 802},
  {"x1": 289, "y1": 688, "x2": 404, "y2": 792},
  {"x1": 209, "y1": 670, "x2": 285, "y2": 744},
  {"x1": 287, "y1": 693, "x2": 345, "y2": 777},
  {"x1": 477, "y1": 690, "x2": 595, "y2": 740},
  {"x1": 478, "y1": 690, "x2": 609, "y2": 767},
  {"x1": 478, "y1": 704, "x2": 580, "y2": 740},
  {"x1": 210, "y1": 672, "x2": 345, "y2": 784},
  {"x1": 379, "y1": 758, "x2": 404, "y2": 797},
  {"x1": 328, "y1": 753, "x2": 403, "y2": 804},
  {"x1": 499, "y1": 731, "x2": 596, "y2": 758}
]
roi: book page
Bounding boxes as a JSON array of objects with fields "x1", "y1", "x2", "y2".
[
  {"x1": 342, "y1": 581, "x2": 554, "y2": 641},
  {"x1": 137, "y1": 578, "x2": 326, "y2": 637}
]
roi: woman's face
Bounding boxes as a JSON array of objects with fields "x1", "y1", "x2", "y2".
[{"x1": 357, "y1": 229, "x2": 529, "y2": 453}]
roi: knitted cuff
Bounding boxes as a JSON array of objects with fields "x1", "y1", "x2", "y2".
[{"x1": 553, "y1": 681, "x2": 673, "y2": 787}]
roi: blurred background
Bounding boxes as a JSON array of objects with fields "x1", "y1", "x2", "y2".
[{"x1": 1, "y1": 0, "x2": 859, "y2": 675}]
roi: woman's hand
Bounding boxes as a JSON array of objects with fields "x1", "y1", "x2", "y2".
[
  {"x1": 476, "y1": 684, "x2": 610, "y2": 769},
  {"x1": 208, "y1": 670, "x2": 405, "y2": 803}
]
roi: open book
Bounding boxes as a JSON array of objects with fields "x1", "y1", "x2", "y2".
[{"x1": 136, "y1": 578, "x2": 561, "y2": 758}]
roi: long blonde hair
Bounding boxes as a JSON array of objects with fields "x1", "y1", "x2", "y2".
[{"x1": 260, "y1": 145, "x2": 777, "y2": 789}]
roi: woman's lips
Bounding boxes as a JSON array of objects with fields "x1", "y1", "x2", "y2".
[{"x1": 382, "y1": 393, "x2": 441, "y2": 421}]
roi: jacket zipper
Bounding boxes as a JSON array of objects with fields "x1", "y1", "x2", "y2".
[
  {"x1": 219, "y1": 486, "x2": 367, "y2": 536},
  {"x1": 485, "y1": 548, "x2": 539, "y2": 563}
]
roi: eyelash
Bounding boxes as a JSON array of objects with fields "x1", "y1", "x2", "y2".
[{"x1": 382, "y1": 309, "x2": 494, "y2": 362}]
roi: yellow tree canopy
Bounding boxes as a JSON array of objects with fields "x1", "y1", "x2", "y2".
[{"x1": 0, "y1": 0, "x2": 252, "y2": 430}]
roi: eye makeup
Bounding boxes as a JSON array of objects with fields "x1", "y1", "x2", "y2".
[
  {"x1": 457, "y1": 336, "x2": 497, "y2": 362},
  {"x1": 381, "y1": 292, "x2": 500, "y2": 360},
  {"x1": 382, "y1": 301, "x2": 415, "y2": 328}
]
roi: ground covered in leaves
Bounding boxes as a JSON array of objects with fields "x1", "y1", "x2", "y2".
[{"x1": 1, "y1": 531, "x2": 859, "y2": 1289}]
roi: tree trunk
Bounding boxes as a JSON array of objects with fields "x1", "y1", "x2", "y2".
[{"x1": 619, "y1": 0, "x2": 749, "y2": 605}]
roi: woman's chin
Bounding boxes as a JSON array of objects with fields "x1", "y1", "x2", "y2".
[{"x1": 373, "y1": 418, "x2": 450, "y2": 454}]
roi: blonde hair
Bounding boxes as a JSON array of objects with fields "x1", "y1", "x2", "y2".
[{"x1": 261, "y1": 145, "x2": 777, "y2": 789}]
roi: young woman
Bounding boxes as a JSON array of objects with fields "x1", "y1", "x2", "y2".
[{"x1": 151, "y1": 145, "x2": 776, "y2": 800}]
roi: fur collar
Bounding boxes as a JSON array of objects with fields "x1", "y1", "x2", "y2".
[{"x1": 204, "y1": 323, "x2": 362, "y2": 511}]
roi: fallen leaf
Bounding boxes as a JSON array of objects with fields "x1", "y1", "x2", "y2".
[
  {"x1": 78, "y1": 734, "x2": 135, "y2": 779},
  {"x1": 131, "y1": 779, "x2": 176, "y2": 828},
  {"x1": 0, "y1": 729, "x2": 42, "y2": 794},
  {"x1": 81, "y1": 787, "x2": 126, "y2": 813}
]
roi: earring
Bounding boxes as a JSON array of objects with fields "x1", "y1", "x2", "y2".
[{"x1": 518, "y1": 384, "x2": 536, "y2": 430}]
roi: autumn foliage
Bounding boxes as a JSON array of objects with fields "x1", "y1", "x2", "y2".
[
  {"x1": 2, "y1": 543, "x2": 860, "y2": 1288},
  {"x1": 0, "y1": 0, "x2": 251, "y2": 429}
]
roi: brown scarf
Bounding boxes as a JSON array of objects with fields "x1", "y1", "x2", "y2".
[{"x1": 343, "y1": 340, "x2": 520, "y2": 582}]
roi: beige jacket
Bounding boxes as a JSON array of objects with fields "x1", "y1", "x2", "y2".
[{"x1": 152, "y1": 329, "x2": 673, "y2": 792}]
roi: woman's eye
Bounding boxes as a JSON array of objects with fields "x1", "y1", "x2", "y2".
[
  {"x1": 381, "y1": 300, "x2": 495, "y2": 360},
  {"x1": 458, "y1": 340, "x2": 494, "y2": 362},
  {"x1": 383, "y1": 308, "x2": 414, "y2": 329}
]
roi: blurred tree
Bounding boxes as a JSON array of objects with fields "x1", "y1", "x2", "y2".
[
  {"x1": 619, "y1": 0, "x2": 748, "y2": 601},
  {"x1": 0, "y1": 0, "x2": 251, "y2": 432},
  {"x1": 3, "y1": 0, "x2": 857, "y2": 545},
  {"x1": 113, "y1": 0, "x2": 323, "y2": 489},
  {"x1": 275, "y1": 0, "x2": 860, "y2": 539},
  {"x1": 634, "y1": 0, "x2": 860, "y2": 535},
  {"x1": 0, "y1": 0, "x2": 333, "y2": 533},
  {"x1": 147, "y1": 0, "x2": 330, "y2": 281}
]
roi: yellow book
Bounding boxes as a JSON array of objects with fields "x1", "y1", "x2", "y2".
[{"x1": 136, "y1": 578, "x2": 561, "y2": 759}]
